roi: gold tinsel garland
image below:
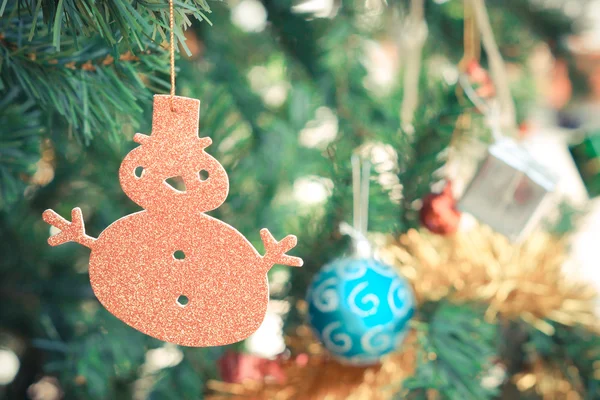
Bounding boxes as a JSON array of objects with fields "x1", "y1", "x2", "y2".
[
  {"x1": 381, "y1": 225, "x2": 598, "y2": 334},
  {"x1": 207, "y1": 328, "x2": 418, "y2": 400},
  {"x1": 514, "y1": 357, "x2": 585, "y2": 400},
  {"x1": 208, "y1": 225, "x2": 599, "y2": 399}
]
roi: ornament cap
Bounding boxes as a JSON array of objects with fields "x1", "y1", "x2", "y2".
[{"x1": 340, "y1": 222, "x2": 373, "y2": 259}]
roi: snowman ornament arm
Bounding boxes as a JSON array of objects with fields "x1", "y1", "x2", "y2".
[
  {"x1": 42, "y1": 208, "x2": 96, "y2": 249},
  {"x1": 259, "y1": 229, "x2": 303, "y2": 269}
]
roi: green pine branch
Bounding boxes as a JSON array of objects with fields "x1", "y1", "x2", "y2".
[
  {"x1": 3, "y1": 0, "x2": 212, "y2": 51},
  {"x1": 526, "y1": 322, "x2": 600, "y2": 398},
  {"x1": 1, "y1": 14, "x2": 169, "y2": 145},
  {"x1": 403, "y1": 302, "x2": 499, "y2": 400},
  {"x1": 0, "y1": 88, "x2": 43, "y2": 209}
]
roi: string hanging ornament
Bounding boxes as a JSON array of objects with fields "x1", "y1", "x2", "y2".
[
  {"x1": 452, "y1": 0, "x2": 557, "y2": 241},
  {"x1": 42, "y1": 2, "x2": 303, "y2": 347},
  {"x1": 399, "y1": 0, "x2": 427, "y2": 133},
  {"x1": 305, "y1": 156, "x2": 415, "y2": 366}
]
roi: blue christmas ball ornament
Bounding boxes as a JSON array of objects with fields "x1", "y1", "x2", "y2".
[{"x1": 306, "y1": 257, "x2": 415, "y2": 365}]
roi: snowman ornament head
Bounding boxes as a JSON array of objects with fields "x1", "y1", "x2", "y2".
[
  {"x1": 118, "y1": 97, "x2": 229, "y2": 214},
  {"x1": 43, "y1": 95, "x2": 303, "y2": 347}
]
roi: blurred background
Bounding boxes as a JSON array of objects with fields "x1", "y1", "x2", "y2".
[{"x1": 1, "y1": 0, "x2": 600, "y2": 398}]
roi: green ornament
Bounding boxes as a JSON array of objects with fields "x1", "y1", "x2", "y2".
[{"x1": 569, "y1": 132, "x2": 600, "y2": 198}]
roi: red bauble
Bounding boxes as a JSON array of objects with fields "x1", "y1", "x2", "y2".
[
  {"x1": 218, "y1": 351, "x2": 286, "y2": 384},
  {"x1": 548, "y1": 59, "x2": 572, "y2": 110},
  {"x1": 465, "y1": 59, "x2": 496, "y2": 99},
  {"x1": 420, "y1": 182, "x2": 461, "y2": 235}
]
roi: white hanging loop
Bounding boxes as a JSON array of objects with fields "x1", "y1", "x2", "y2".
[
  {"x1": 399, "y1": 0, "x2": 428, "y2": 134},
  {"x1": 341, "y1": 156, "x2": 373, "y2": 258},
  {"x1": 458, "y1": 72, "x2": 491, "y2": 116},
  {"x1": 486, "y1": 101, "x2": 505, "y2": 142},
  {"x1": 469, "y1": 0, "x2": 516, "y2": 132},
  {"x1": 457, "y1": 0, "x2": 517, "y2": 140}
]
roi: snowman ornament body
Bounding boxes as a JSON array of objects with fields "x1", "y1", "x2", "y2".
[{"x1": 43, "y1": 95, "x2": 303, "y2": 347}]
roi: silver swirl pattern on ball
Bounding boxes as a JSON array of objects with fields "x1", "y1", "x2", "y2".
[
  {"x1": 311, "y1": 277, "x2": 339, "y2": 312},
  {"x1": 322, "y1": 321, "x2": 353, "y2": 353},
  {"x1": 347, "y1": 281, "x2": 380, "y2": 317},
  {"x1": 365, "y1": 259, "x2": 397, "y2": 277},
  {"x1": 387, "y1": 279, "x2": 414, "y2": 319},
  {"x1": 361, "y1": 325, "x2": 392, "y2": 354},
  {"x1": 341, "y1": 261, "x2": 368, "y2": 280}
]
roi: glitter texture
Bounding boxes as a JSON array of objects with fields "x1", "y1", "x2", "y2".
[{"x1": 43, "y1": 95, "x2": 303, "y2": 347}]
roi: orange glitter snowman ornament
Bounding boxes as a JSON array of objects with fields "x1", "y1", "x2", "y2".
[{"x1": 43, "y1": 95, "x2": 303, "y2": 347}]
